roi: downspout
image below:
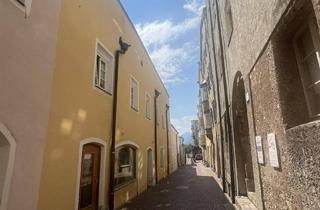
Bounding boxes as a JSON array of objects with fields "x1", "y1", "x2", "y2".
[
  {"x1": 215, "y1": 0, "x2": 236, "y2": 203},
  {"x1": 165, "y1": 105, "x2": 170, "y2": 175},
  {"x1": 109, "y1": 37, "x2": 130, "y2": 210},
  {"x1": 154, "y1": 89, "x2": 160, "y2": 184},
  {"x1": 207, "y1": 1, "x2": 226, "y2": 193}
]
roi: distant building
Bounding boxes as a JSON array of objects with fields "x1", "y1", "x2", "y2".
[
  {"x1": 191, "y1": 120, "x2": 200, "y2": 146},
  {"x1": 169, "y1": 125, "x2": 179, "y2": 173}
]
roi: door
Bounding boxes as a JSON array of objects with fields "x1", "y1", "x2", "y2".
[
  {"x1": 79, "y1": 144, "x2": 101, "y2": 210},
  {"x1": 147, "y1": 149, "x2": 153, "y2": 187}
]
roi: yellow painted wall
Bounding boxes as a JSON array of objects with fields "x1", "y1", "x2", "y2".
[{"x1": 37, "y1": 0, "x2": 170, "y2": 209}]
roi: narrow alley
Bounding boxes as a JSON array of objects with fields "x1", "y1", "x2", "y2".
[{"x1": 121, "y1": 161, "x2": 234, "y2": 210}]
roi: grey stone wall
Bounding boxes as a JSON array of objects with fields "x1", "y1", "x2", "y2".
[{"x1": 286, "y1": 121, "x2": 320, "y2": 210}]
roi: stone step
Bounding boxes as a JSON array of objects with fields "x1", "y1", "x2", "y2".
[{"x1": 236, "y1": 196, "x2": 257, "y2": 210}]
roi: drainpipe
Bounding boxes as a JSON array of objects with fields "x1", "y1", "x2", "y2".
[
  {"x1": 165, "y1": 105, "x2": 170, "y2": 175},
  {"x1": 207, "y1": 1, "x2": 226, "y2": 193},
  {"x1": 215, "y1": 0, "x2": 236, "y2": 203},
  {"x1": 109, "y1": 37, "x2": 130, "y2": 210},
  {"x1": 154, "y1": 89, "x2": 160, "y2": 184}
]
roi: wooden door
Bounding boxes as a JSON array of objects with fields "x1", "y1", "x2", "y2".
[{"x1": 79, "y1": 144, "x2": 101, "y2": 210}]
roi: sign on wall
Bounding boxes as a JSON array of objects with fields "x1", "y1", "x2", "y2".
[
  {"x1": 255, "y1": 136, "x2": 264, "y2": 164},
  {"x1": 267, "y1": 133, "x2": 280, "y2": 168}
]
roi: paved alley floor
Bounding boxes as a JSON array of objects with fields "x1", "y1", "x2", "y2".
[{"x1": 119, "y1": 162, "x2": 235, "y2": 210}]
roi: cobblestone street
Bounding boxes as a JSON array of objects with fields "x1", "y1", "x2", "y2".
[{"x1": 120, "y1": 161, "x2": 235, "y2": 210}]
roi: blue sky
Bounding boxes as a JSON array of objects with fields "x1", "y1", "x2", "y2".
[{"x1": 121, "y1": 0, "x2": 204, "y2": 144}]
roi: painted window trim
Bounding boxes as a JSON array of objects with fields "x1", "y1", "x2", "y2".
[
  {"x1": 160, "y1": 147, "x2": 164, "y2": 168},
  {"x1": 130, "y1": 76, "x2": 140, "y2": 112},
  {"x1": 9, "y1": 0, "x2": 32, "y2": 17},
  {"x1": 0, "y1": 123, "x2": 16, "y2": 210},
  {"x1": 93, "y1": 39, "x2": 114, "y2": 96},
  {"x1": 145, "y1": 92, "x2": 151, "y2": 120},
  {"x1": 74, "y1": 138, "x2": 107, "y2": 210}
]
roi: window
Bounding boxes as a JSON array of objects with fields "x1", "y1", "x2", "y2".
[
  {"x1": 16, "y1": 0, "x2": 25, "y2": 6},
  {"x1": 94, "y1": 42, "x2": 114, "y2": 94},
  {"x1": 115, "y1": 146, "x2": 136, "y2": 187},
  {"x1": 10, "y1": 0, "x2": 32, "y2": 16},
  {"x1": 0, "y1": 124, "x2": 16, "y2": 210},
  {"x1": 294, "y1": 16, "x2": 320, "y2": 118},
  {"x1": 145, "y1": 93, "x2": 151, "y2": 120},
  {"x1": 130, "y1": 77, "x2": 139, "y2": 111},
  {"x1": 162, "y1": 113, "x2": 165, "y2": 129},
  {"x1": 160, "y1": 148, "x2": 164, "y2": 168},
  {"x1": 224, "y1": 0, "x2": 233, "y2": 45}
]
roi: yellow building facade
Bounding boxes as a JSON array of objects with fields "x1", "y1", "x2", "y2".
[{"x1": 37, "y1": 0, "x2": 170, "y2": 209}]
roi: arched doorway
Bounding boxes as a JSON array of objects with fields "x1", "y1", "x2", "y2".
[
  {"x1": 75, "y1": 138, "x2": 106, "y2": 210},
  {"x1": 232, "y1": 72, "x2": 255, "y2": 196},
  {"x1": 147, "y1": 148, "x2": 153, "y2": 187}
]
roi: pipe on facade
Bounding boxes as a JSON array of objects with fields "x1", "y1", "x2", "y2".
[
  {"x1": 165, "y1": 104, "x2": 170, "y2": 175},
  {"x1": 207, "y1": 0, "x2": 226, "y2": 193},
  {"x1": 214, "y1": 0, "x2": 236, "y2": 203},
  {"x1": 109, "y1": 37, "x2": 130, "y2": 210},
  {"x1": 154, "y1": 89, "x2": 160, "y2": 184}
]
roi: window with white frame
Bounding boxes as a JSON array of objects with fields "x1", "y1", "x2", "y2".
[
  {"x1": 145, "y1": 93, "x2": 151, "y2": 120},
  {"x1": 160, "y1": 148, "x2": 164, "y2": 168},
  {"x1": 95, "y1": 42, "x2": 114, "y2": 94},
  {"x1": 115, "y1": 145, "x2": 136, "y2": 187},
  {"x1": 130, "y1": 77, "x2": 139, "y2": 111},
  {"x1": 294, "y1": 16, "x2": 320, "y2": 118},
  {"x1": 0, "y1": 124, "x2": 16, "y2": 210},
  {"x1": 162, "y1": 113, "x2": 165, "y2": 129},
  {"x1": 10, "y1": 0, "x2": 32, "y2": 16}
]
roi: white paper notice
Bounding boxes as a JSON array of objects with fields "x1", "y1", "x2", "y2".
[
  {"x1": 255, "y1": 136, "x2": 264, "y2": 164},
  {"x1": 267, "y1": 133, "x2": 279, "y2": 168}
]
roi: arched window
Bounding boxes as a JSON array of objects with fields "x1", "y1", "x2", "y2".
[
  {"x1": 115, "y1": 145, "x2": 136, "y2": 187},
  {"x1": 0, "y1": 124, "x2": 16, "y2": 210}
]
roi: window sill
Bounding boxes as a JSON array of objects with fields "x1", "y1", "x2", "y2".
[
  {"x1": 131, "y1": 107, "x2": 139, "y2": 112},
  {"x1": 94, "y1": 86, "x2": 112, "y2": 96},
  {"x1": 115, "y1": 179, "x2": 136, "y2": 191}
]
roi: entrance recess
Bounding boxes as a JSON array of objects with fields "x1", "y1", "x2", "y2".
[
  {"x1": 147, "y1": 148, "x2": 153, "y2": 187},
  {"x1": 232, "y1": 72, "x2": 255, "y2": 196},
  {"x1": 79, "y1": 144, "x2": 101, "y2": 210}
]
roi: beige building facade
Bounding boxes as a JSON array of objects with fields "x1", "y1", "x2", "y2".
[{"x1": 0, "y1": 0, "x2": 172, "y2": 210}]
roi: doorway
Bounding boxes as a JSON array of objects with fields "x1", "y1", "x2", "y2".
[
  {"x1": 232, "y1": 72, "x2": 255, "y2": 196},
  {"x1": 79, "y1": 144, "x2": 101, "y2": 210},
  {"x1": 147, "y1": 148, "x2": 153, "y2": 187}
]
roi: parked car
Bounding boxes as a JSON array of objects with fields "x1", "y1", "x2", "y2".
[{"x1": 195, "y1": 154, "x2": 203, "y2": 160}]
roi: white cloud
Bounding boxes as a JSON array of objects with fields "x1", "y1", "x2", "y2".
[
  {"x1": 150, "y1": 43, "x2": 197, "y2": 84},
  {"x1": 183, "y1": 0, "x2": 205, "y2": 16},
  {"x1": 135, "y1": 17, "x2": 200, "y2": 48},
  {"x1": 134, "y1": 0, "x2": 204, "y2": 84},
  {"x1": 171, "y1": 115, "x2": 196, "y2": 135}
]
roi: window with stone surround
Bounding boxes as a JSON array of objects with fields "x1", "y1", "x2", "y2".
[
  {"x1": 293, "y1": 16, "x2": 320, "y2": 119},
  {"x1": 115, "y1": 145, "x2": 136, "y2": 187}
]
